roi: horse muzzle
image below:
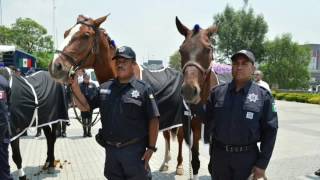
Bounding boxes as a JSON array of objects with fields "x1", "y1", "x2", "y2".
[{"x1": 181, "y1": 83, "x2": 201, "y2": 104}]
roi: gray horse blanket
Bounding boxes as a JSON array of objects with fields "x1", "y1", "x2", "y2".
[{"x1": 10, "y1": 71, "x2": 69, "y2": 140}]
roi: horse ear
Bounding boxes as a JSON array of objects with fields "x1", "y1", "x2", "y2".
[
  {"x1": 206, "y1": 25, "x2": 218, "y2": 37},
  {"x1": 176, "y1": 16, "x2": 190, "y2": 37},
  {"x1": 94, "y1": 14, "x2": 110, "y2": 27},
  {"x1": 77, "y1": 14, "x2": 86, "y2": 22}
]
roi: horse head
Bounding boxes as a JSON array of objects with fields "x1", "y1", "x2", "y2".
[
  {"x1": 176, "y1": 17, "x2": 219, "y2": 104},
  {"x1": 49, "y1": 14, "x2": 116, "y2": 84}
]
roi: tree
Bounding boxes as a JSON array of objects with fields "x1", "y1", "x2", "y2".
[
  {"x1": 213, "y1": 6, "x2": 268, "y2": 62},
  {"x1": 33, "y1": 51, "x2": 53, "y2": 70},
  {"x1": 0, "y1": 18, "x2": 54, "y2": 68},
  {"x1": 169, "y1": 51, "x2": 181, "y2": 71},
  {"x1": 260, "y1": 34, "x2": 310, "y2": 89}
]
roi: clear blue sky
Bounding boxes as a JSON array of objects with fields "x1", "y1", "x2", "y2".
[{"x1": 2, "y1": 0, "x2": 320, "y2": 66}]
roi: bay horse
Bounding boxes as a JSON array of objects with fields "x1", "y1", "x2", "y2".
[{"x1": 172, "y1": 17, "x2": 219, "y2": 179}]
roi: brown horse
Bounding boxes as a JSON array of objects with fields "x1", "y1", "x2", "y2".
[{"x1": 175, "y1": 17, "x2": 219, "y2": 179}]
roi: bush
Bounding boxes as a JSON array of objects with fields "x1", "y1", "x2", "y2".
[
  {"x1": 275, "y1": 93, "x2": 287, "y2": 100},
  {"x1": 284, "y1": 94, "x2": 297, "y2": 101},
  {"x1": 307, "y1": 97, "x2": 320, "y2": 104},
  {"x1": 272, "y1": 91, "x2": 320, "y2": 105}
]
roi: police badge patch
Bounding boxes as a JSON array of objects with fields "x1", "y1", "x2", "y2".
[
  {"x1": 247, "y1": 93, "x2": 259, "y2": 103},
  {"x1": 131, "y1": 90, "x2": 140, "y2": 98}
]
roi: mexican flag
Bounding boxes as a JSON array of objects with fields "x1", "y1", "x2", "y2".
[{"x1": 19, "y1": 58, "x2": 32, "y2": 68}]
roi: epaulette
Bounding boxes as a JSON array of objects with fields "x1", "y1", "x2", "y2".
[{"x1": 100, "y1": 79, "x2": 115, "y2": 89}]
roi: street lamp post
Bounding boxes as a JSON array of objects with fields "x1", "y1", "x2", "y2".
[{"x1": 0, "y1": 0, "x2": 3, "y2": 25}]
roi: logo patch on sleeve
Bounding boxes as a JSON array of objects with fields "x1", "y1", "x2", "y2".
[
  {"x1": 272, "y1": 102, "x2": 277, "y2": 112},
  {"x1": 0, "y1": 91, "x2": 6, "y2": 100}
]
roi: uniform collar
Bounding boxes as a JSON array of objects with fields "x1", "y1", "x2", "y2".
[
  {"x1": 229, "y1": 80, "x2": 252, "y2": 94},
  {"x1": 115, "y1": 76, "x2": 138, "y2": 89}
]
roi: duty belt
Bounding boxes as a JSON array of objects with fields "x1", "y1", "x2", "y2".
[
  {"x1": 213, "y1": 141, "x2": 257, "y2": 153},
  {"x1": 106, "y1": 138, "x2": 140, "y2": 148}
]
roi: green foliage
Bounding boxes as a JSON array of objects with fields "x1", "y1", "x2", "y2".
[
  {"x1": 273, "y1": 92, "x2": 320, "y2": 104},
  {"x1": 33, "y1": 51, "x2": 53, "y2": 69},
  {"x1": 169, "y1": 51, "x2": 181, "y2": 71},
  {"x1": 213, "y1": 6, "x2": 268, "y2": 62},
  {"x1": 0, "y1": 18, "x2": 54, "y2": 68},
  {"x1": 0, "y1": 26, "x2": 13, "y2": 45},
  {"x1": 10, "y1": 18, "x2": 53, "y2": 53},
  {"x1": 260, "y1": 34, "x2": 311, "y2": 89},
  {"x1": 308, "y1": 97, "x2": 320, "y2": 104}
]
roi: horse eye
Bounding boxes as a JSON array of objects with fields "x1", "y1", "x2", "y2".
[{"x1": 84, "y1": 32, "x2": 90, "y2": 37}]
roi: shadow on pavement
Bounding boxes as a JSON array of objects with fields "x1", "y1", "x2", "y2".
[
  {"x1": 152, "y1": 171, "x2": 176, "y2": 180},
  {"x1": 12, "y1": 166, "x2": 60, "y2": 180}
]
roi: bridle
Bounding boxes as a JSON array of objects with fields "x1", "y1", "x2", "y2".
[
  {"x1": 181, "y1": 46, "x2": 214, "y2": 91},
  {"x1": 181, "y1": 46, "x2": 214, "y2": 117},
  {"x1": 55, "y1": 20, "x2": 114, "y2": 77}
]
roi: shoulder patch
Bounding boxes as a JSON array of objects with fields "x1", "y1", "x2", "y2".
[{"x1": 272, "y1": 102, "x2": 277, "y2": 112}]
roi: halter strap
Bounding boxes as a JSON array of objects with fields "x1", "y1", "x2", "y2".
[{"x1": 55, "y1": 21, "x2": 100, "y2": 75}]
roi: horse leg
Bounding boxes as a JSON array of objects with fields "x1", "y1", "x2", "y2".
[
  {"x1": 10, "y1": 138, "x2": 27, "y2": 180},
  {"x1": 43, "y1": 125, "x2": 55, "y2": 173},
  {"x1": 159, "y1": 130, "x2": 171, "y2": 171},
  {"x1": 176, "y1": 127, "x2": 184, "y2": 175},
  {"x1": 51, "y1": 124, "x2": 57, "y2": 166},
  {"x1": 191, "y1": 119, "x2": 201, "y2": 180}
]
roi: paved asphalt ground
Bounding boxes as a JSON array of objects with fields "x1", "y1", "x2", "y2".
[{"x1": 9, "y1": 100, "x2": 320, "y2": 180}]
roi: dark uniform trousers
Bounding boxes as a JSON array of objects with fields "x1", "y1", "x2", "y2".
[
  {"x1": 80, "y1": 82, "x2": 98, "y2": 136},
  {"x1": 0, "y1": 138, "x2": 13, "y2": 180},
  {"x1": 91, "y1": 78, "x2": 159, "y2": 180},
  {"x1": 205, "y1": 81, "x2": 278, "y2": 180},
  {"x1": 210, "y1": 146, "x2": 258, "y2": 180},
  {"x1": 81, "y1": 111, "x2": 93, "y2": 135},
  {"x1": 104, "y1": 142, "x2": 151, "y2": 180},
  {"x1": 0, "y1": 75, "x2": 13, "y2": 180}
]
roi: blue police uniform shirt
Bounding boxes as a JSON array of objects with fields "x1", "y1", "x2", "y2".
[
  {"x1": 79, "y1": 82, "x2": 98, "y2": 104},
  {"x1": 0, "y1": 75, "x2": 10, "y2": 144},
  {"x1": 91, "y1": 77, "x2": 160, "y2": 142},
  {"x1": 205, "y1": 80, "x2": 278, "y2": 169}
]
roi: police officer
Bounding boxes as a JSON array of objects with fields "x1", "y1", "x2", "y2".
[
  {"x1": 0, "y1": 73, "x2": 13, "y2": 180},
  {"x1": 70, "y1": 46, "x2": 160, "y2": 180},
  {"x1": 79, "y1": 73, "x2": 98, "y2": 137},
  {"x1": 205, "y1": 50, "x2": 278, "y2": 180}
]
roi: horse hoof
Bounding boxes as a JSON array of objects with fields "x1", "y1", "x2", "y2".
[
  {"x1": 19, "y1": 175, "x2": 27, "y2": 180},
  {"x1": 42, "y1": 162, "x2": 50, "y2": 170},
  {"x1": 47, "y1": 167, "x2": 55, "y2": 174},
  {"x1": 159, "y1": 164, "x2": 169, "y2": 172},
  {"x1": 176, "y1": 166, "x2": 184, "y2": 175}
]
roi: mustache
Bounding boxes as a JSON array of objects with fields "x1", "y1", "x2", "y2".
[{"x1": 117, "y1": 65, "x2": 126, "y2": 71}]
